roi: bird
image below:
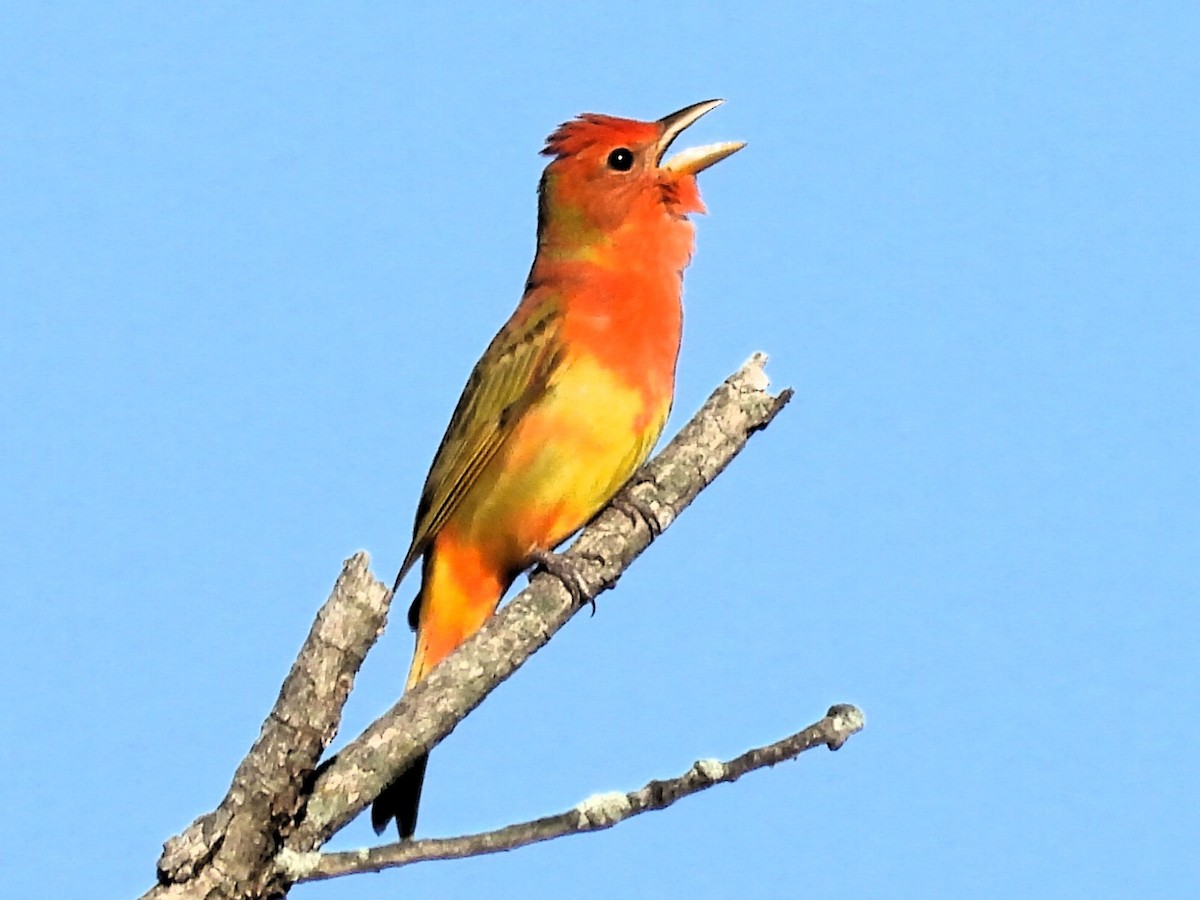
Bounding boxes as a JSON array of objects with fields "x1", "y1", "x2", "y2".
[{"x1": 371, "y1": 99, "x2": 744, "y2": 838}]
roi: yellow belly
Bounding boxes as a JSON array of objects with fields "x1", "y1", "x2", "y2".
[{"x1": 447, "y1": 351, "x2": 669, "y2": 566}]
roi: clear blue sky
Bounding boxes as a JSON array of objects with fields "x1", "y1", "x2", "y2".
[{"x1": 3, "y1": 4, "x2": 1197, "y2": 898}]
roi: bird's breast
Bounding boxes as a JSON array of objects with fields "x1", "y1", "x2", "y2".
[
  {"x1": 557, "y1": 267, "x2": 684, "y2": 413},
  {"x1": 453, "y1": 349, "x2": 672, "y2": 567}
]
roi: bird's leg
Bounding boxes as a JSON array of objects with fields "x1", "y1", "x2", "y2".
[
  {"x1": 611, "y1": 479, "x2": 662, "y2": 538},
  {"x1": 529, "y1": 548, "x2": 596, "y2": 616}
]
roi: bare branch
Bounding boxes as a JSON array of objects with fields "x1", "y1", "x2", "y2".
[
  {"x1": 287, "y1": 353, "x2": 794, "y2": 852},
  {"x1": 143, "y1": 354, "x2": 798, "y2": 898},
  {"x1": 146, "y1": 554, "x2": 389, "y2": 899},
  {"x1": 284, "y1": 705, "x2": 866, "y2": 881}
]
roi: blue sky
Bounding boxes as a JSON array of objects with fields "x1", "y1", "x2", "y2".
[{"x1": 3, "y1": 3, "x2": 1197, "y2": 898}]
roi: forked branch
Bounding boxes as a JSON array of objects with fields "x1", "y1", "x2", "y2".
[{"x1": 143, "y1": 354, "x2": 836, "y2": 900}]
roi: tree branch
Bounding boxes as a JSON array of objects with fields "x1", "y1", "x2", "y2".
[
  {"x1": 146, "y1": 554, "x2": 389, "y2": 898},
  {"x1": 282, "y1": 704, "x2": 865, "y2": 882},
  {"x1": 143, "y1": 353, "x2": 801, "y2": 898},
  {"x1": 286, "y1": 353, "x2": 794, "y2": 852}
]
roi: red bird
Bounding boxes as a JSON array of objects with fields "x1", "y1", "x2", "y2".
[{"x1": 373, "y1": 100, "x2": 744, "y2": 837}]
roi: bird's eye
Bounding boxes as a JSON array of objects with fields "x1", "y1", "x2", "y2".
[{"x1": 606, "y1": 148, "x2": 635, "y2": 171}]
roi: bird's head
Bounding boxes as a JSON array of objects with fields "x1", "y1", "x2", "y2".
[{"x1": 536, "y1": 100, "x2": 744, "y2": 257}]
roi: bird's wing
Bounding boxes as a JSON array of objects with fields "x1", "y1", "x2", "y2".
[{"x1": 394, "y1": 299, "x2": 565, "y2": 595}]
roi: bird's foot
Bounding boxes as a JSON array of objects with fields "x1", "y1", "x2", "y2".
[
  {"x1": 529, "y1": 549, "x2": 595, "y2": 616},
  {"x1": 611, "y1": 488, "x2": 662, "y2": 538}
]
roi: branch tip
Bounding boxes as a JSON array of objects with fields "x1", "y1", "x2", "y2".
[
  {"x1": 825, "y1": 704, "x2": 866, "y2": 750},
  {"x1": 740, "y1": 351, "x2": 771, "y2": 390}
]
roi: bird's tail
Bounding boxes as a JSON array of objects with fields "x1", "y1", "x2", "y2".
[
  {"x1": 369, "y1": 646, "x2": 435, "y2": 838},
  {"x1": 370, "y1": 539, "x2": 506, "y2": 838},
  {"x1": 370, "y1": 750, "x2": 429, "y2": 838}
]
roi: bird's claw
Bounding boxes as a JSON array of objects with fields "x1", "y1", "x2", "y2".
[
  {"x1": 611, "y1": 491, "x2": 662, "y2": 538},
  {"x1": 529, "y1": 549, "x2": 595, "y2": 615}
]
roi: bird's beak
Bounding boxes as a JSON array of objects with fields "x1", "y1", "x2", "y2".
[{"x1": 657, "y1": 99, "x2": 746, "y2": 175}]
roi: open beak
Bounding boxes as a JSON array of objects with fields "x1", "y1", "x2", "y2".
[{"x1": 657, "y1": 99, "x2": 746, "y2": 175}]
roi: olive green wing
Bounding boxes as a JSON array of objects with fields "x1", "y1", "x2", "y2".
[{"x1": 394, "y1": 301, "x2": 565, "y2": 605}]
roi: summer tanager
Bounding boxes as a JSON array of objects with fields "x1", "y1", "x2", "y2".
[{"x1": 372, "y1": 99, "x2": 743, "y2": 838}]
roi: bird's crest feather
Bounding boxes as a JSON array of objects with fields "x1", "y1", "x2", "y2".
[{"x1": 542, "y1": 113, "x2": 658, "y2": 160}]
